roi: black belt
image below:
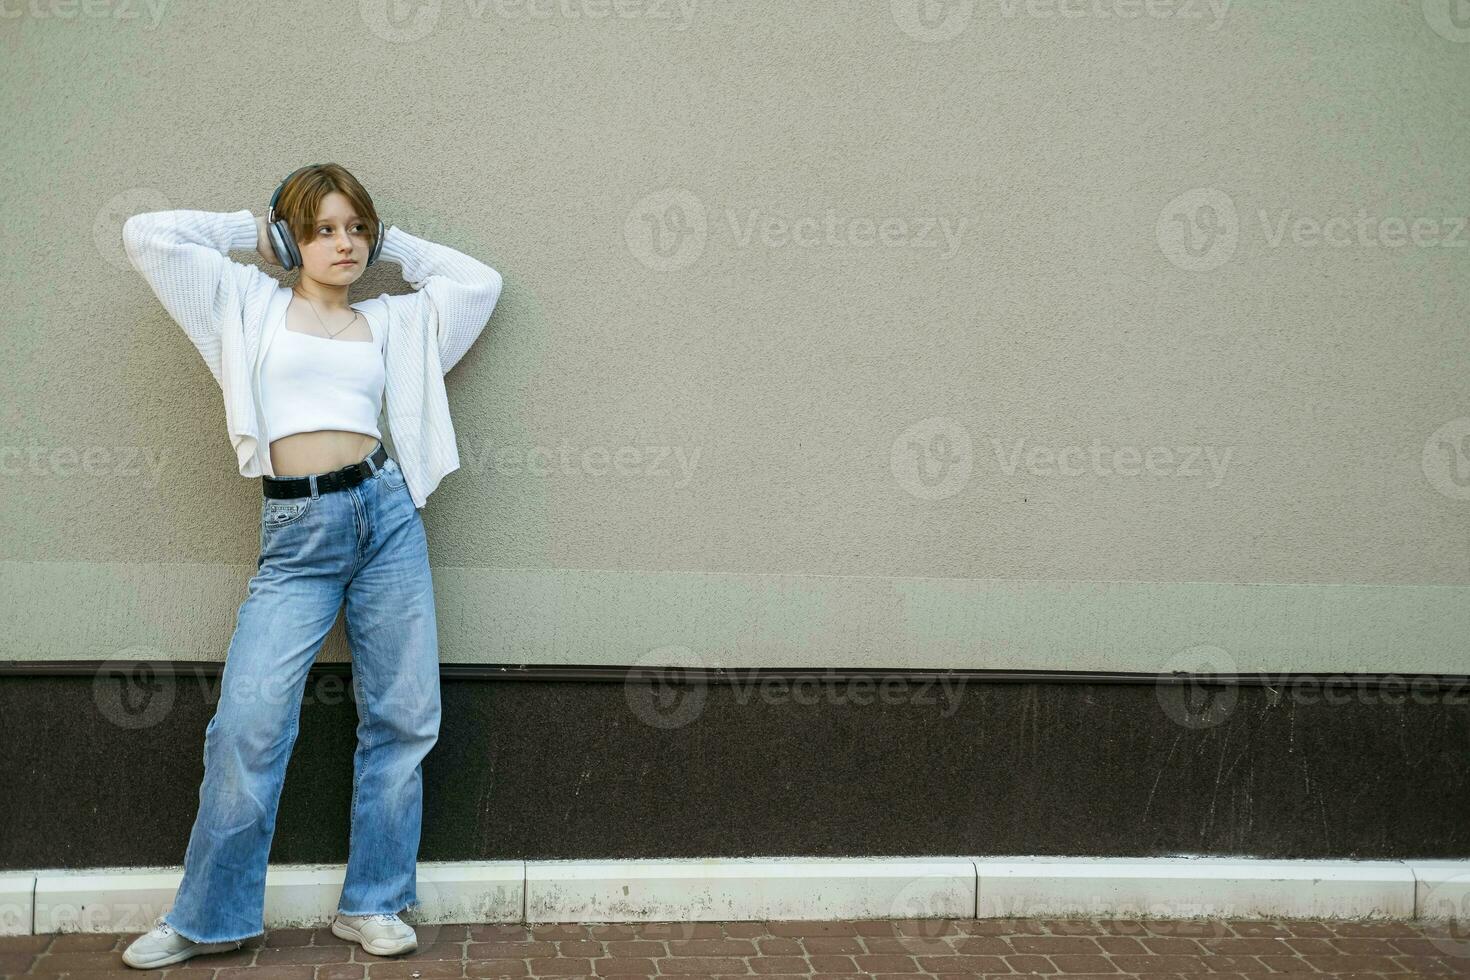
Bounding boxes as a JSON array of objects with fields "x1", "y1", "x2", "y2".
[{"x1": 262, "y1": 442, "x2": 390, "y2": 499}]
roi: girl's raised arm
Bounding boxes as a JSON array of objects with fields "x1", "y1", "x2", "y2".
[
  {"x1": 123, "y1": 209, "x2": 271, "y2": 384},
  {"x1": 375, "y1": 224, "x2": 504, "y2": 375}
]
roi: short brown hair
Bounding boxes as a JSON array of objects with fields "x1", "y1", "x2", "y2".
[{"x1": 275, "y1": 163, "x2": 380, "y2": 253}]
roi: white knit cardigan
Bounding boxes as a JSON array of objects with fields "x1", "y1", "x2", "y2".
[{"x1": 123, "y1": 208, "x2": 503, "y2": 508}]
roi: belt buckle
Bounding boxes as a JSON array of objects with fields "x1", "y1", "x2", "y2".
[{"x1": 339, "y1": 457, "x2": 368, "y2": 490}]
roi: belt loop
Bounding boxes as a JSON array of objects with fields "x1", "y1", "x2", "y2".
[
  {"x1": 365, "y1": 452, "x2": 379, "y2": 477},
  {"x1": 309, "y1": 474, "x2": 320, "y2": 499}
]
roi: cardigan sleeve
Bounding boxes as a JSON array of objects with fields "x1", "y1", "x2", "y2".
[
  {"x1": 122, "y1": 209, "x2": 268, "y2": 384},
  {"x1": 377, "y1": 225, "x2": 503, "y2": 376}
]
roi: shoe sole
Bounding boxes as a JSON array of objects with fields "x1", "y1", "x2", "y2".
[
  {"x1": 330, "y1": 917, "x2": 418, "y2": 957},
  {"x1": 122, "y1": 938, "x2": 241, "y2": 969}
]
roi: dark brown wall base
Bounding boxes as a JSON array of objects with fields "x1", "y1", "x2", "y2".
[{"x1": 1, "y1": 666, "x2": 1466, "y2": 870}]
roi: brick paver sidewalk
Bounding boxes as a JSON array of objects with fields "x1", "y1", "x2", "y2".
[{"x1": 2, "y1": 917, "x2": 1466, "y2": 979}]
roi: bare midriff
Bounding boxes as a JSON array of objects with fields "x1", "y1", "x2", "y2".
[
  {"x1": 269, "y1": 430, "x2": 380, "y2": 478},
  {"x1": 267, "y1": 303, "x2": 382, "y2": 478}
]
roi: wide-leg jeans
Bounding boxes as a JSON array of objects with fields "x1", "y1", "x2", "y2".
[{"x1": 163, "y1": 445, "x2": 441, "y2": 943}]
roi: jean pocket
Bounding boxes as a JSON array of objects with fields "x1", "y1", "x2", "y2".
[
  {"x1": 380, "y1": 458, "x2": 407, "y2": 491},
  {"x1": 262, "y1": 496, "x2": 313, "y2": 532}
]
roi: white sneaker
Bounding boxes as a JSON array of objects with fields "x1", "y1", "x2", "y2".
[
  {"x1": 331, "y1": 911, "x2": 419, "y2": 956},
  {"x1": 121, "y1": 915, "x2": 244, "y2": 969}
]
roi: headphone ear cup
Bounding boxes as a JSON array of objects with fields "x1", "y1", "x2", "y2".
[
  {"x1": 269, "y1": 220, "x2": 300, "y2": 271},
  {"x1": 366, "y1": 219, "x2": 385, "y2": 267}
]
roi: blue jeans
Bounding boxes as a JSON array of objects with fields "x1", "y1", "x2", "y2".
[{"x1": 164, "y1": 443, "x2": 442, "y2": 943}]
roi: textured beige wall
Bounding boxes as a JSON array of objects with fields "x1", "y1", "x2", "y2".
[{"x1": 2, "y1": 1, "x2": 1467, "y2": 672}]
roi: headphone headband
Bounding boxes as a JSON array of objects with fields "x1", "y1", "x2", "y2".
[{"x1": 268, "y1": 163, "x2": 321, "y2": 221}]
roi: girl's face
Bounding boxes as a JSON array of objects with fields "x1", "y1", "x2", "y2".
[{"x1": 296, "y1": 191, "x2": 372, "y2": 285}]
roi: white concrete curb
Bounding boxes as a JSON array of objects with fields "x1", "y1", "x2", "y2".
[{"x1": 1, "y1": 856, "x2": 1466, "y2": 936}]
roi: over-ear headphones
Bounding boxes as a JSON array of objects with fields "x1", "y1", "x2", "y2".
[{"x1": 267, "y1": 163, "x2": 385, "y2": 271}]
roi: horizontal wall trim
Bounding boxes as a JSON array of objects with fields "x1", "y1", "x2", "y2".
[
  {"x1": 4, "y1": 561, "x2": 1468, "y2": 674},
  {"x1": 3, "y1": 659, "x2": 1469, "y2": 691},
  {"x1": 5, "y1": 857, "x2": 1469, "y2": 937}
]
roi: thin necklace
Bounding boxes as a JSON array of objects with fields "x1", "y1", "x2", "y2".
[{"x1": 293, "y1": 287, "x2": 362, "y2": 339}]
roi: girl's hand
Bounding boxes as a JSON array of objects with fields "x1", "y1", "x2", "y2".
[{"x1": 256, "y1": 214, "x2": 281, "y2": 267}]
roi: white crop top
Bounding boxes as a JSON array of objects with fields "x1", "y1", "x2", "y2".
[{"x1": 260, "y1": 305, "x2": 387, "y2": 443}]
